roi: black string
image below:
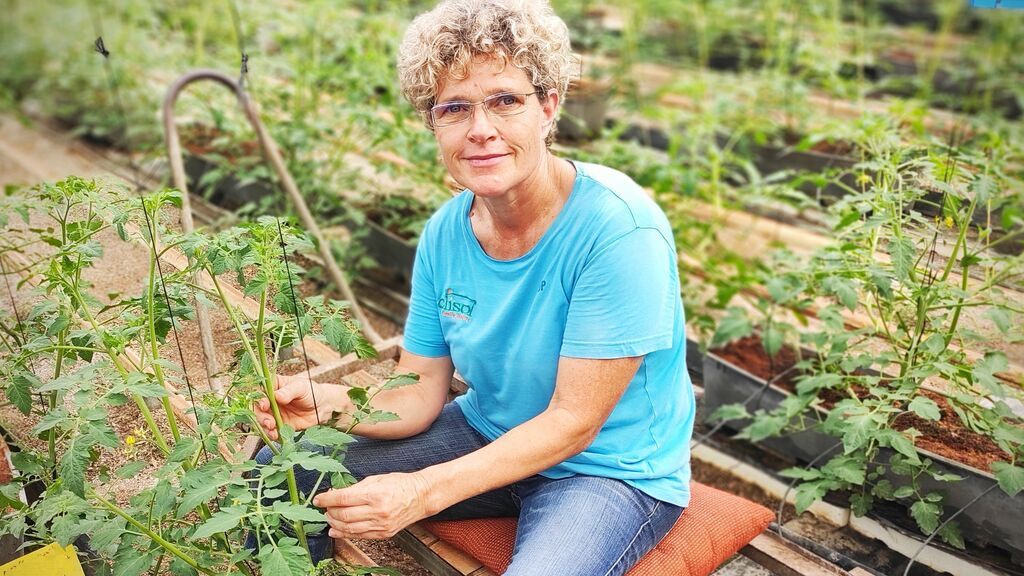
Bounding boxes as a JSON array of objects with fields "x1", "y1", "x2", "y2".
[
  {"x1": 88, "y1": 7, "x2": 147, "y2": 195},
  {"x1": 276, "y1": 218, "x2": 321, "y2": 427},
  {"x1": 227, "y1": 0, "x2": 250, "y2": 90},
  {"x1": 142, "y1": 199, "x2": 211, "y2": 463},
  {"x1": 0, "y1": 257, "x2": 45, "y2": 411}
]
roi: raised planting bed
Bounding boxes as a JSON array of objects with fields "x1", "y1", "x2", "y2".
[{"x1": 702, "y1": 335, "x2": 1024, "y2": 566}]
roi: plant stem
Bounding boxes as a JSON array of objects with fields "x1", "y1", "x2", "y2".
[
  {"x1": 255, "y1": 288, "x2": 310, "y2": 554},
  {"x1": 91, "y1": 489, "x2": 214, "y2": 575},
  {"x1": 145, "y1": 214, "x2": 182, "y2": 443},
  {"x1": 70, "y1": 287, "x2": 170, "y2": 455}
]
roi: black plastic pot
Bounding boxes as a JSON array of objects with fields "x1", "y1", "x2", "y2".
[
  {"x1": 356, "y1": 218, "x2": 417, "y2": 290},
  {"x1": 702, "y1": 350, "x2": 838, "y2": 464},
  {"x1": 702, "y1": 350, "x2": 1024, "y2": 565},
  {"x1": 0, "y1": 432, "x2": 21, "y2": 565}
]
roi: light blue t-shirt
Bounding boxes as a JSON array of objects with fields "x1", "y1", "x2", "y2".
[{"x1": 403, "y1": 161, "x2": 694, "y2": 507}]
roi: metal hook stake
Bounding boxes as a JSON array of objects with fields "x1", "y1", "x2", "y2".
[{"x1": 161, "y1": 70, "x2": 384, "y2": 358}]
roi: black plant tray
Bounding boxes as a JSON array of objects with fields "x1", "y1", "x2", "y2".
[{"x1": 702, "y1": 350, "x2": 1024, "y2": 565}]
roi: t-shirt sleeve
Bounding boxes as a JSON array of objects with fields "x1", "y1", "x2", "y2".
[
  {"x1": 561, "y1": 227, "x2": 677, "y2": 359},
  {"x1": 402, "y1": 224, "x2": 450, "y2": 358}
]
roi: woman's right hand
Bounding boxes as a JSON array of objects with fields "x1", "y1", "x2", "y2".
[{"x1": 254, "y1": 373, "x2": 336, "y2": 440}]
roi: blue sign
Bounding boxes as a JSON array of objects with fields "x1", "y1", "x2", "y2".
[{"x1": 970, "y1": 0, "x2": 1024, "y2": 8}]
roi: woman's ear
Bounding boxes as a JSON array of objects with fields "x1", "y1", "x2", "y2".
[{"x1": 541, "y1": 89, "x2": 560, "y2": 136}]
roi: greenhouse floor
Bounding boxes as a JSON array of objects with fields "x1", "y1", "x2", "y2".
[{"x1": 0, "y1": 113, "x2": 1017, "y2": 576}]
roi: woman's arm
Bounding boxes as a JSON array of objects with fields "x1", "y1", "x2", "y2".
[
  {"x1": 255, "y1": 349, "x2": 454, "y2": 440},
  {"x1": 313, "y1": 355, "x2": 640, "y2": 538}
]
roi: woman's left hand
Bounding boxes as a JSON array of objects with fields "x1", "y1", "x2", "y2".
[{"x1": 313, "y1": 472, "x2": 433, "y2": 539}]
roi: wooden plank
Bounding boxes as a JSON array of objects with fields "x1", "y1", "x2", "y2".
[
  {"x1": 740, "y1": 532, "x2": 852, "y2": 576},
  {"x1": 428, "y1": 539, "x2": 485, "y2": 575},
  {"x1": 849, "y1": 568, "x2": 874, "y2": 576},
  {"x1": 334, "y1": 538, "x2": 377, "y2": 567},
  {"x1": 405, "y1": 523, "x2": 439, "y2": 547},
  {"x1": 391, "y1": 529, "x2": 466, "y2": 576}
]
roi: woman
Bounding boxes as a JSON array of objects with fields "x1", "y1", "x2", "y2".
[{"x1": 255, "y1": 0, "x2": 695, "y2": 573}]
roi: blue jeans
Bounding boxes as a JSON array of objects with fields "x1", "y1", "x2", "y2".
[{"x1": 252, "y1": 402, "x2": 683, "y2": 575}]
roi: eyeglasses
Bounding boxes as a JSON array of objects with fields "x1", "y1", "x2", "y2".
[{"x1": 429, "y1": 91, "x2": 541, "y2": 127}]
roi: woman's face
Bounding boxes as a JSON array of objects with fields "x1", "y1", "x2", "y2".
[{"x1": 432, "y1": 55, "x2": 559, "y2": 199}]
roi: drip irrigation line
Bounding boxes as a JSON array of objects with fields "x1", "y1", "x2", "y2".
[
  {"x1": 0, "y1": 257, "x2": 45, "y2": 411},
  {"x1": 901, "y1": 480, "x2": 1000, "y2": 576},
  {"x1": 276, "y1": 218, "x2": 321, "y2": 428},
  {"x1": 142, "y1": 199, "x2": 211, "y2": 464},
  {"x1": 689, "y1": 366, "x2": 790, "y2": 451}
]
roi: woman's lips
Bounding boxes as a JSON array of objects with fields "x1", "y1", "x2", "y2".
[{"x1": 465, "y1": 153, "x2": 507, "y2": 168}]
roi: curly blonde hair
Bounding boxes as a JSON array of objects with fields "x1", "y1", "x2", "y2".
[{"x1": 397, "y1": 0, "x2": 574, "y2": 144}]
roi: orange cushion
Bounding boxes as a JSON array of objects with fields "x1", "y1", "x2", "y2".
[{"x1": 422, "y1": 482, "x2": 773, "y2": 576}]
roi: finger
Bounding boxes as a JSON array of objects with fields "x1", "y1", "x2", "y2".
[
  {"x1": 328, "y1": 521, "x2": 388, "y2": 539},
  {"x1": 325, "y1": 504, "x2": 376, "y2": 524},
  {"x1": 314, "y1": 486, "x2": 370, "y2": 508},
  {"x1": 275, "y1": 382, "x2": 305, "y2": 405}
]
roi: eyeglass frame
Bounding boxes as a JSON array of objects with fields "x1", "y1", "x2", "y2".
[{"x1": 428, "y1": 89, "x2": 548, "y2": 128}]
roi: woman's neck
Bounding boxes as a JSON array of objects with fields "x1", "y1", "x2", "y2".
[
  {"x1": 469, "y1": 153, "x2": 576, "y2": 259},
  {"x1": 476, "y1": 153, "x2": 573, "y2": 234}
]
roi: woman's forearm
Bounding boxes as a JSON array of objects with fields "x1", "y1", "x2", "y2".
[{"x1": 326, "y1": 374, "x2": 449, "y2": 439}]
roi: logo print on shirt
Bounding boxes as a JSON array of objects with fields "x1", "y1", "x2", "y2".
[{"x1": 438, "y1": 288, "x2": 476, "y2": 322}]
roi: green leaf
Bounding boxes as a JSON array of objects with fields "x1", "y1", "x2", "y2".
[
  {"x1": 879, "y1": 429, "x2": 921, "y2": 465},
  {"x1": 382, "y1": 373, "x2": 419, "y2": 390},
  {"x1": 90, "y1": 518, "x2": 126, "y2": 553},
  {"x1": 991, "y1": 462, "x2": 1024, "y2": 497},
  {"x1": 795, "y1": 373, "x2": 842, "y2": 396},
  {"x1": 192, "y1": 507, "x2": 246, "y2": 539},
  {"x1": 762, "y1": 325, "x2": 783, "y2": 358},
  {"x1": 708, "y1": 403, "x2": 751, "y2": 423},
  {"x1": 46, "y1": 313, "x2": 71, "y2": 337},
  {"x1": 300, "y1": 426, "x2": 355, "y2": 448},
  {"x1": 114, "y1": 547, "x2": 156, "y2": 576},
  {"x1": 778, "y1": 467, "x2": 822, "y2": 481},
  {"x1": 908, "y1": 396, "x2": 941, "y2": 421},
  {"x1": 115, "y1": 461, "x2": 147, "y2": 479},
  {"x1": 892, "y1": 485, "x2": 916, "y2": 499},
  {"x1": 9, "y1": 372, "x2": 38, "y2": 415},
  {"x1": 985, "y1": 309, "x2": 1012, "y2": 335},
  {"x1": 52, "y1": 515, "x2": 100, "y2": 547},
  {"x1": 60, "y1": 435, "x2": 91, "y2": 498},
  {"x1": 823, "y1": 456, "x2": 866, "y2": 485},
  {"x1": 793, "y1": 480, "x2": 829, "y2": 514},
  {"x1": 257, "y1": 543, "x2": 308, "y2": 576},
  {"x1": 122, "y1": 371, "x2": 169, "y2": 398},
  {"x1": 889, "y1": 236, "x2": 915, "y2": 281},
  {"x1": 168, "y1": 437, "x2": 200, "y2": 463},
  {"x1": 910, "y1": 500, "x2": 941, "y2": 534},
  {"x1": 709, "y1": 307, "x2": 752, "y2": 349},
  {"x1": 972, "y1": 352, "x2": 1009, "y2": 396},
  {"x1": 938, "y1": 521, "x2": 965, "y2": 549},
  {"x1": 842, "y1": 412, "x2": 877, "y2": 454},
  {"x1": 271, "y1": 501, "x2": 327, "y2": 523}
]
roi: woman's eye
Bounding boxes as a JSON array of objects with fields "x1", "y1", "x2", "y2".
[{"x1": 443, "y1": 103, "x2": 466, "y2": 115}]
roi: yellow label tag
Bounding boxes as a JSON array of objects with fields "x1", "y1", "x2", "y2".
[{"x1": 0, "y1": 543, "x2": 84, "y2": 576}]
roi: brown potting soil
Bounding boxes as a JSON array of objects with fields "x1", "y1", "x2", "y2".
[
  {"x1": 710, "y1": 335, "x2": 801, "y2": 382},
  {"x1": 892, "y1": 389, "x2": 1012, "y2": 472}
]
